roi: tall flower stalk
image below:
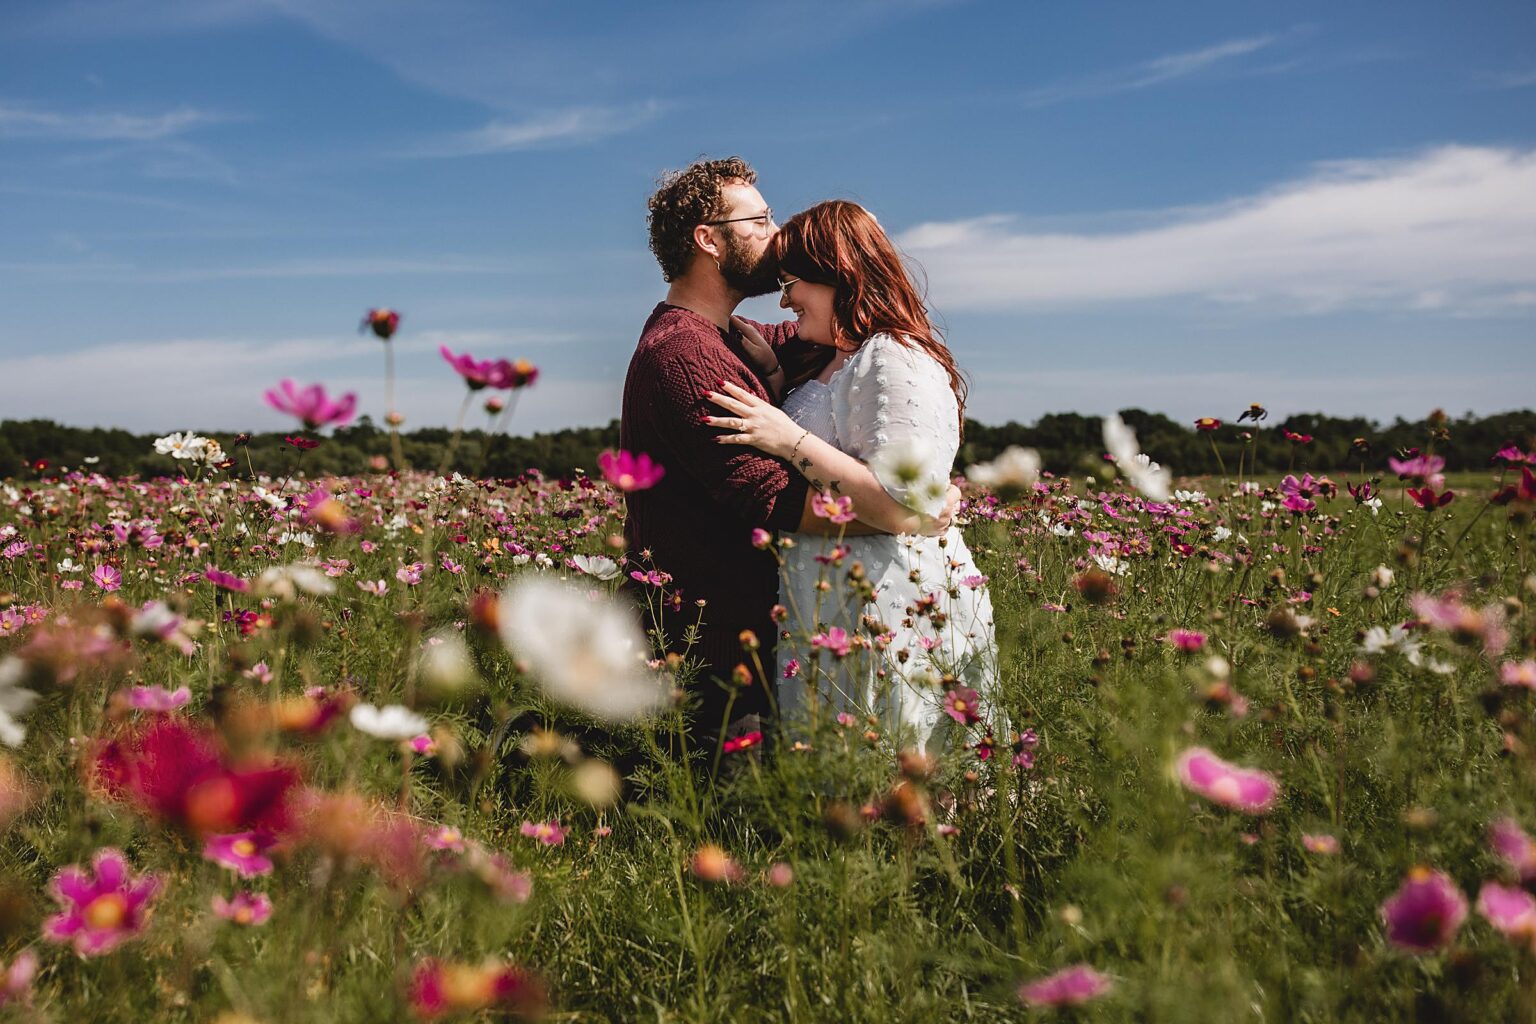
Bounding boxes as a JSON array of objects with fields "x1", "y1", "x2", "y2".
[{"x1": 363, "y1": 309, "x2": 404, "y2": 471}]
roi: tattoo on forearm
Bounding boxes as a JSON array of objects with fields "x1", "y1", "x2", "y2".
[
  {"x1": 829, "y1": 480, "x2": 842, "y2": 494},
  {"x1": 797, "y1": 458, "x2": 812, "y2": 474},
  {"x1": 809, "y1": 478, "x2": 825, "y2": 491}
]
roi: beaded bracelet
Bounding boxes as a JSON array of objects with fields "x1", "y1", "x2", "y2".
[{"x1": 788, "y1": 429, "x2": 811, "y2": 463}]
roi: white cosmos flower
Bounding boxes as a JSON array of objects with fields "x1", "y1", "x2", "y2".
[
  {"x1": 1211, "y1": 526, "x2": 1233, "y2": 542},
  {"x1": 1101, "y1": 414, "x2": 1171, "y2": 502},
  {"x1": 572, "y1": 555, "x2": 621, "y2": 581},
  {"x1": 1092, "y1": 554, "x2": 1130, "y2": 576},
  {"x1": 152, "y1": 432, "x2": 211, "y2": 460},
  {"x1": 868, "y1": 436, "x2": 949, "y2": 519},
  {"x1": 965, "y1": 446, "x2": 1041, "y2": 494},
  {"x1": 56, "y1": 558, "x2": 83, "y2": 574},
  {"x1": 497, "y1": 576, "x2": 670, "y2": 722},
  {"x1": 418, "y1": 630, "x2": 478, "y2": 694},
  {"x1": 0, "y1": 657, "x2": 40, "y2": 748},
  {"x1": 350, "y1": 703, "x2": 429, "y2": 740},
  {"x1": 254, "y1": 563, "x2": 336, "y2": 600}
]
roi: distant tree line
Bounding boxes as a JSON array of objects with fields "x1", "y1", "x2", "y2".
[{"x1": 2, "y1": 409, "x2": 1532, "y2": 483}]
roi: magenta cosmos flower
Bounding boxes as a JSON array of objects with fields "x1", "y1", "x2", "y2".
[
  {"x1": 43, "y1": 847, "x2": 162, "y2": 956},
  {"x1": 1381, "y1": 867, "x2": 1467, "y2": 953},
  {"x1": 264, "y1": 379, "x2": 357, "y2": 430},
  {"x1": 810, "y1": 627, "x2": 853, "y2": 658},
  {"x1": 362, "y1": 308, "x2": 401, "y2": 340},
  {"x1": 598, "y1": 449, "x2": 666, "y2": 492},
  {"x1": 1166, "y1": 629, "x2": 1207, "y2": 653},
  {"x1": 943, "y1": 686, "x2": 983, "y2": 725},
  {"x1": 1175, "y1": 747, "x2": 1279, "y2": 814},
  {"x1": 203, "y1": 831, "x2": 277, "y2": 878},
  {"x1": 1478, "y1": 882, "x2": 1536, "y2": 948},
  {"x1": 1489, "y1": 818, "x2": 1536, "y2": 882},
  {"x1": 91, "y1": 564, "x2": 121, "y2": 592},
  {"x1": 127, "y1": 685, "x2": 191, "y2": 713},
  {"x1": 408, "y1": 958, "x2": 546, "y2": 1020},
  {"x1": 440, "y1": 345, "x2": 516, "y2": 390},
  {"x1": 1017, "y1": 964, "x2": 1113, "y2": 1007},
  {"x1": 519, "y1": 820, "x2": 567, "y2": 846}
]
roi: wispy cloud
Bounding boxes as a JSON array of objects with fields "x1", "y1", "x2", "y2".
[
  {"x1": 414, "y1": 101, "x2": 665, "y2": 157},
  {"x1": 898, "y1": 145, "x2": 1536, "y2": 315},
  {"x1": 1018, "y1": 33, "x2": 1281, "y2": 108},
  {"x1": 0, "y1": 255, "x2": 526, "y2": 283},
  {"x1": 0, "y1": 100, "x2": 226, "y2": 141},
  {"x1": 1487, "y1": 69, "x2": 1536, "y2": 90}
]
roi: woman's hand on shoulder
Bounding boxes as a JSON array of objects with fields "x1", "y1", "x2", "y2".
[{"x1": 703, "y1": 380, "x2": 804, "y2": 459}]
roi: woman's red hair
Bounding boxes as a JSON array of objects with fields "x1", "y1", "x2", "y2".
[{"x1": 771, "y1": 201, "x2": 967, "y2": 437}]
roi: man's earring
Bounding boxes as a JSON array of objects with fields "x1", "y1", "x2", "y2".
[{"x1": 712, "y1": 257, "x2": 722, "y2": 273}]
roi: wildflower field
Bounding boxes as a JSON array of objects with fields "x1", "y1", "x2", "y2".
[{"x1": 1, "y1": 339, "x2": 1535, "y2": 1021}]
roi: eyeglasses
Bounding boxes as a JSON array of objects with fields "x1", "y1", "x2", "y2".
[
  {"x1": 777, "y1": 276, "x2": 800, "y2": 302},
  {"x1": 704, "y1": 208, "x2": 774, "y2": 233}
]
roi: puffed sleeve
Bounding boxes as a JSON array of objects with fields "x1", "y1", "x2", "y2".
[{"x1": 831, "y1": 333, "x2": 958, "y2": 519}]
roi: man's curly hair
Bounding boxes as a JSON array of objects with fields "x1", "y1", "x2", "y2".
[{"x1": 647, "y1": 157, "x2": 757, "y2": 282}]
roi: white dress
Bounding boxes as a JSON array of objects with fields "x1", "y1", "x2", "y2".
[{"x1": 776, "y1": 333, "x2": 998, "y2": 753}]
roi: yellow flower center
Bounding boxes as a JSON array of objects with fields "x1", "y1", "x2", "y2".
[
  {"x1": 84, "y1": 893, "x2": 128, "y2": 930},
  {"x1": 232, "y1": 839, "x2": 257, "y2": 857},
  {"x1": 1210, "y1": 777, "x2": 1242, "y2": 804}
]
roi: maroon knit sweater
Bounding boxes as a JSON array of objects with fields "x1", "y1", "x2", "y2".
[{"x1": 620, "y1": 303, "x2": 814, "y2": 692}]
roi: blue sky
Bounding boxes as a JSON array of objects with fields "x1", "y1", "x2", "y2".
[{"x1": 2, "y1": 0, "x2": 1533, "y2": 436}]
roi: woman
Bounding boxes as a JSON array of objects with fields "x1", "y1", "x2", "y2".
[{"x1": 703, "y1": 200, "x2": 997, "y2": 753}]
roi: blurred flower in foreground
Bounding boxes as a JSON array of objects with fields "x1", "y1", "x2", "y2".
[
  {"x1": 1017, "y1": 964, "x2": 1113, "y2": 1007},
  {"x1": 1489, "y1": 818, "x2": 1536, "y2": 882},
  {"x1": 350, "y1": 704, "x2": 430, "y2": 741},
  {"x1": 0, "y1": 950, "x2": 36, "y2": 1008},
  {"x1": 571, "y1": 554, "x2": 621, "y2": 581},
  {"x1": 203, "y1": 831, "x2": 276, "y2": 878},
  {"x1": 126, "y1": 685, "x2": 190, "y2": 713},
  {"x1": 597, "y1": 449, "x2": 665, "y2": 492},
  {"x1": 43, "y1": 847, "x2": 161, "y2": 956},
  {"x1": 1102, "y1": 414, "x2": 1171, "y2": 502},
  {"x1": 497, "y1": 577, "x2": 670, "y2": 722},
  {"x1": 519, "y1": 820, "x2": 567, "y2": 846},
  {"x1": 965, "y1": 445, "x2": 1041, "y2": 498},
  {"x1": 212, "y1": 891, "x2": 272, "y2": 927},
  {"x1": 363, "y1": 308, "x2": 401, "y2": 340},
  {"x1": 690, "y1": 844, "x2": 745, "y2": 884},
  {"x1": 1302, "y1": 833, "x2": 1340, "y2": 856},
  {"x1": 1175, "y1": 747, "x2": 1279, "y2": 814},
  {"x1": 1478, "y1": 882, "x2": 1536, "y2": 949},
  {"x1": 407, "y1": 958, "x2": 546, "y2": 1021},
  {"x1": 1381, "y1": 867, "x2": 1467, "y2": 953},
  {"x1": 0, "y1": 661, "x2": 41, "y2": 748},
  {"x1": 263, "y1": 379, "x2": 357, "y2": 430}
]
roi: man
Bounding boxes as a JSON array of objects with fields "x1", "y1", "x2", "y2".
[{"x1": 620, "y1": 157, "x2": 950, "y2": 751}]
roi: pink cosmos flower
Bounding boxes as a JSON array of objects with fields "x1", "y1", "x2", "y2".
[
  {"x1": 810, "y1": 627, "x2": 852, "y2": 658},
  {"x1": 362, "y1": 308, "x2": 401, "y2": 340},
  {"x1": 598, "y1": 449, "x2": 666, "y2": 492},
  {"x1": 409, "y1": 734, "x2": 437, "y2": 756},
  {"x1": 1410, "y1": 592, "x2": 1508, "y2": 656},
  {"x1": 1381, "y1": 867, "x2": 1467, "y2": 953},
  {"x1": 811, "y1": 492, "x2": 856, "y2": 524},
  {"x1": 721, "y1": 731, "x2": 763, "y2": 755},
  {"x1": 1175, "y1": 747, "x2": 1280, "y2": 814},
  {"x1": 1279, "y1": 473, "x2": 1319, "y2": 513},
  {"x1": 212, "y1": 891, "x2": 272, "y2": 926},
  {"x1": 440, "y1": 345, "x2": 511, "y2": 390},
  {"x1": 396, "y1": 562, "x2": 425, "y2": 586},
  {"x1": 408, "y1": 958, "x2": 545, "y2": 1020},
  {"x1": 0, "y1": 949, "x2": 37, "y2": 1008},
  {"x1": 1407, "y1": 486, "x2": 1455, "y2": 510},
  {"x1": 1302, "y1": 833, "x2": 1340, "y2": 855},
  {"x1": 943, "y1": 686, "x2": 982, "y2": 725},
  {"x1": 1477, "y1": 882, "x2": 1536, "y2": 947},
  {"x1": 1499, "y1": 660, "x2": 1536, "y2": 689},
  {"x1": 1489, "y1": 818, "x2": 1536, "y2": 882},
  {"x1": 424, "y1": 825, "x2": 467, "y2": 853},
  {"x1": 1389, "y1": 453, "x2": 1446, "y2": 487},
  {"x1": 91, "y1": 564, "x2": 122, "y2": 592},
  {"x1": 42, "y1": 847, "x2": 162, "y2": 956},
  {"x1": 1017, "y1": 964, "x2": 1113, "y2": 1007},
  {"x1": 204, "y1": 566, "x2": 249, "y2": 592},
  {"x1": 1166, "y1": 629, "x2": 1206, "y2": 652},
  {"x1": 750, "y1": 528, "x2": 772, "y2": 549},
  {"x1": 519, "y1": 820, "x2": 567, "y2": 846},
  {"x1": 127, "y1": 685, "x2": 191, "y2": 713},
  {"x1": 264, "y1": 379, "x2": 357, "y2": 430},
  {"x1": 203, "y1": 831, "x2": 276, "y2": 878}
]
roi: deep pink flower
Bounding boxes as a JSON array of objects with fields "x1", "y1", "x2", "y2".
[
  {"x1": 1489, "y1": 818, "x2": 1536, "y2": 882},
  {"x1": 1194, "y1": 417, "x2": 1222, "y2": 432},
  {"x1": 362, "y1": 308, "x2": 401, "y2": 340},
  {"x1": 0, "y1": 949, "x2": 37, "y2": 1007},
  {"x1": 440, "y1": 346, "x2": 511, "y2": 390},
  {"x1": 943, "y1": 686, "x2": 982, "y2": 725},
  {"x1": 127, "y1": 685, "x2": 191, "y2": 713},
  {"x1": 91, "y1": 564, "x2": 121, "y2": 592},
  {"x1": 1390, "y1": 453, "x2": 1446, "y2": 487},
  {"x1": 504, "y1": 358, "x2": 539, "y2": 389},
  {"x1": 408, "y1": 958, "x2": 545, "y2": 1020},
  {"x1": 42, "y1": 847, "x2": 162, "y2": 956},
  {"x1": 1175, "y1": 747, "x2": 1279, "y2": 814},
  {"x1": 264, "y1": 379, "x2": 357, "y2": 430},
  {"x1": 1166, "y1": 629, "x2": 1206, "y2": 653},
  {"x1": 750, "y1": 528, "x2": 772, "y2": 549},
  {"x1": 519, "y1": 820, "x2": 567, "y2": 846},
  {"x1": 598, "y1": 449, "x2": 666, "y2": 492},
  {"x1": 1381, "y1": 867, "x2": 1467, "y2": 953},
  {"x1": 1017, "y1": 964, "x2": 1113, "y2": 1007},
  {"x1": 1477, "y1": 882, "x2": 1536, "y2": 946},
  {"x1": 1283, "y1": 429, "x2": 1312, "y2": 445},
  {"x1": 810, "y1": 627, "x2": 853, "y2": 658},
  {"x1": 424, "y1": 825, "x2": 467, "y2": 853},
  {"x1": 721, "y1": 731, "x2": 763, "y2": 754},
  {"x1": 204, "y1": 566, "x2": 249, "y2": 592},
  {"x1": 1407, "y1": 486, "x2": 1455, "y2": 510},
  {"x1": 203, "y1": 831, "x2": 277, "y2": 878},
  {"x1": 212, "y1": 891, "x2": 272, "y2": 926}
]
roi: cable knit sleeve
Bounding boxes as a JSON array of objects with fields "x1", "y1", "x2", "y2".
[
  {"x1": 643, "y1": 343, "x2": 808, "y2": 532},
  {"x1": 831, "y1": 333, "x2": 958, "y2": 519}
]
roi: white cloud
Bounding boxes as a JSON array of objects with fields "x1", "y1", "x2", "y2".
[
  {"x1": 415, "y1": 101, "x2": 665, "y2": 156},
  {"x1": 1017, "y1": 33, "x2": 1280, "y2": 108},
  {"x1": 0, "y1": 101, "x2": 225, "y2": 141},
  {"x1": 899, "y1": 146, "x2": 1536, "y2": 314}
]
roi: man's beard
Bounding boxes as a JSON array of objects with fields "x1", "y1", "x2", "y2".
[{"x1": 719, "y1": 235, "x2": 779, "y2": 298}]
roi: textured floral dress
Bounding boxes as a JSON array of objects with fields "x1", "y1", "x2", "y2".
[{"x1": 776, "y1": 333, "x2": 998, "y2": 752}]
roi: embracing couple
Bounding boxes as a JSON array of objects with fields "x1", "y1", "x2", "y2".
[{"x1": 621, "y1": 157, "x2": 997, "y2": 757}]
